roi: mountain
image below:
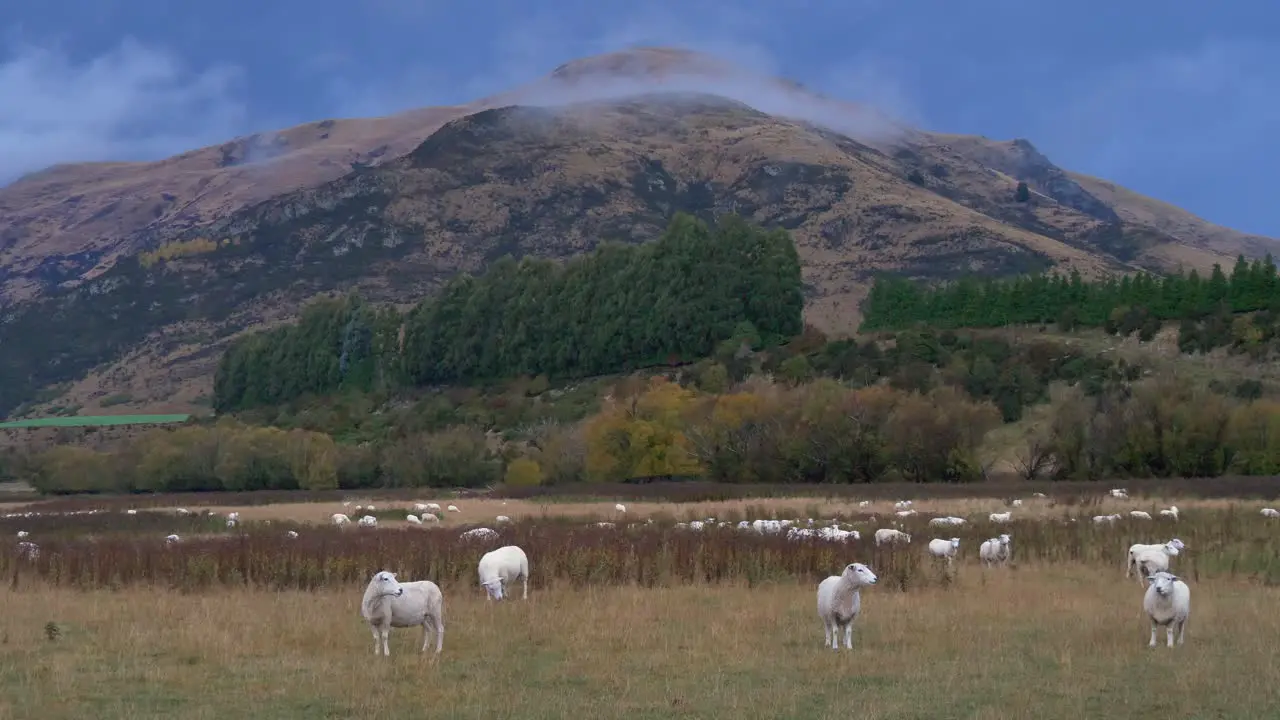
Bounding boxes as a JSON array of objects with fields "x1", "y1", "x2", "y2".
[{"x1": 0, "y1": 46, "x2": 1274, "y2": 419}]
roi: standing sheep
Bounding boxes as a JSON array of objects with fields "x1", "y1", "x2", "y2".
[
  {"x1": 927, "y1": 538, "x2": 961, "y2": 567},
  {"x1": 989, "y1": 511, "x2": 1012, "y2": 524},
  {"x1": 360, "y1": 571, "x2": 445, "y2": 656},
  {"x1": 477, "y1": 545, "x2": 530, "y2": 601},
  {"x1": 1142, "y1": 571, "x2": 1190, "y2": 648},
  {"x1": 874, "y1": 528, "x2": 911, "y2": 546},
  {"x1": 1262, "y1": 508, "x2": 1280, "y2": 518},
  {"x1": 979, "y1": 534, "x2": 1012, "y2": 567},
  {"x1": 1125, "y1": 539, "x2": 1185, "y2": 583},
  {"x1": 816, "y1": 562, "x2": 878, "y2": 650}
]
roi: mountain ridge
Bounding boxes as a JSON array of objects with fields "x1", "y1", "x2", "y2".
[{"x1": 0, "y1": 46, "x2": 1274, "y2": 420}]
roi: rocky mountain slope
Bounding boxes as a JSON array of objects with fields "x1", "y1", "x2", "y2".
[{"x1": 0, "y1": 47, "x2": 1274, "y2": 419}]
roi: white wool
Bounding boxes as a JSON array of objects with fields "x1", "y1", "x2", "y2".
[
  {"x1": 477, "y1": 545, "x2": 530, "y2": 601},
  {"x1": 1129, "y1": 511, "x2": 1152, "y2": 520},
  {"x1": 413, "y1": 503, "x2": 430, "y2": 513},
  {"x1": 1159, "y1": 506, "x2": 1179, "y2": 520},
  {"x1": 858, "y1": 501, "x2": 871, "y2": 508},
  {"x1": 406, "y1": 514, "x2": 423, "y2": 525},
  {"x1": 1261, "y1": 508, "x2": 1280, "y2": 518},
  {"x1": 928, "y1": 516, "x2": 966, "y2": 527},
  {"x1": 1125, "y1": 539, "x2": 1185, "y2": 582},
  {"x1": 596, "y1": 521, "x2": 616, "y2": 528},
  {"x1": 895, "y1": 509, "x2": 917, "y2": 517},
  {"x1": 495, "y1": 515, "x2": 512, "y2": 524},
  {"x1": 357, "y1": 515, "x2": 378, "y2": 528},
  {"x1": 175, "y1": 508, "x2": 191, "y2": 515},
  {"x1": 816, "y1": 563, "x2": 878, "y2": 650},
  {"x1": 126, "y1": 509, "x2": 138, "y2": 515},
  {"x1": 1142, "y1": 571, "x2": 1190, "y2": 648},
  {"x1": 979, "y1": 534, "x2": 1012, "y2": 566},
  {"x1": 447, "y1": 505, "x2": 460, "y2": 513},
  {"x1": 1093, "y1": 514, "x2": 1122, "y2": 524},
  {"x1": 420, "y1": 513, "x2": 439, "y2": 524},
  {"x1": 226, "y1": 518, "x2": 238, "y2": 528},
  {"x1": 752, "y1": 519, "x2": 786, "y2": 534},
  {"x1": 1010, "y1": 499, "x2": 1024, "y2": 507},
  {"x1": 164, "y1": 534, "x2": 181, "y2": 544},
  {"x1": 361, "y1": 571, "x2": 445, "y2": 656},
  {"x1": 893, "y1": 500, "x2": 913, "y2": 510},
  {"x1": 1032, "y1": 492, "x2": 1047, "y2": 498},
  {"x1": 286, "y1": 530, "x2": 299, "y2": 539},
  {"x1": 614, "y1": 503, "x2": 627, "y2": 513},
  {"x1": 1110, "y1": 488, "x2": 1129, "y2": 498},
  {"x1": 927, "y1": 537, "x2": 961, "y2": 565},
  {"x1": 15, "y1": 530, "x2": 28, "y2": 539},
  {"x1": 874, "y1": 528, "x2": 911, "y2": 546},
  {"x1": 425, "y1": 503, "x2": 441, "y2": 512},
  {"x1": 989, "y1": 512, "x2": 1012, "y2": 523},
  {"x1": 366, "y1": 505, "x2": 376, "y2": 512},
  {"x1": 16, "y1": 541, "x2": 39, "y2": 560},
  {"x1": 460, "y1": 527, "x2": 498, "y2": 541},
  {"x1": 226, "y1": 512, "x2": 240, "y2": 522},
  {"x1": 332, "y1": 513, "x2": 351, "y2": 525}
]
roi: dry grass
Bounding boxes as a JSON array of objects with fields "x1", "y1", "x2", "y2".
[{"x1": 3, "y1": 566, "x2": 1278, "y2": 719}]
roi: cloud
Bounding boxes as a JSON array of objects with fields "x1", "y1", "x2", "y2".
[{"x1": 0, "y1": 38, "x2": 248, "y2": 185}]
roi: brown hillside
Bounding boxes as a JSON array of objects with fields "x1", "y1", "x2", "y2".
[{"x1": 0, "y1": 46, "x2": 1275, "y2": 419}]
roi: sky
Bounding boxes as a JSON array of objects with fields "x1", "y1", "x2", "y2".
[{"x1": 1, "y1": 0, "x2": 1276, "y2": 237}]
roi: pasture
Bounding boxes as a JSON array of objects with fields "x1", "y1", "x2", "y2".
[{"x1": 4, "y1": 487, "x2": 1280, "y2": 719}]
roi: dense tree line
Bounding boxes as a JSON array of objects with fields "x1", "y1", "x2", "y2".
[
  {"x1": 861, "y1": 256, "x2": 1280, "y2": 355},
  {"x1": 213, "y1": 214, "x2": 803, "y2": 412}
]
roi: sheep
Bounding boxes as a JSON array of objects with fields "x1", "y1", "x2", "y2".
[
  {"x1": 226, "y1": 518, "x2": 238, "y2": 528},
  {"x1": 425, "y1": 503, "x2": 441, "y2": 512},
  {"x1": 1129, "y1": 511, "x2": 1152, "y2": 520},
  {"x1": 176, "y1": 508, "x2": 191, "y2": 515},
  {"x1": 16, "y1": 541, "x2": 39, "y2": 560},
  {"x1": 1110, "y1": 488, "x2": 1129, "y2": 498},
  {"x1": 1142, "y1": 571, "x2": 1190, "y2": 648},
  {"x1": 360, "y1": 570, "x2": 445, "y2": 656},
  {"x1": 126, "y1": 509, "x2": 138, "y2": 515},
  {"x1": 816, "y1": 562, "x2": 878, "y2": 650},
  {"x1": 929, "y1": 516, "x2": 966, "y2": 527},
  {"x1": 1032, "y1": 492, "x2": 1047, "y2": 498},
  {"x1": 895, "y1": 509, "x2": 918, "y2": 518},
  {"x1": 406, "y1": 514, "x2": 422, "y2": 525},
  {"x1": 15, "y1": 530, "x2": 28, "y2": 539},
  {"x1": 447, "y1": 505, "x2": 460, "y2": 513},
  {"x1": 226, "y1": 512, "x2": 240, "y2": 523},
  {"x1": 1093, "y1": 514, "x2": 1122, "y2": 524},
  {"x1": 495, "y1": 515, "x2": 512, "y2": 524},
  {"x1": 893, "y1": 500, "x2": 913, "y2": 510},
  {"x1": 164, "y1": 534, "x2": 181, "y2": 545},
  {"x1": 413, "y1": 503, "x2": 430, "y2": 513},
  {"x1": 989, "y1": 511, "x2": 1012, "y2": 524},
  {"x1": 1262, "y1": 508, "x2": 1280, "y2": 518},
  {"x1": 874, "y1": 528, "x2": 911, "y2": 546},
  {"x1": 614, "y1": 503, "x2": 627, "y2": 513},
  {"x1": 1010, "y1": 499, "x2": 1024, "y2": 508},
  {"x1": 420, "y1": 513, "x2": 439, "y2": 524},
  {"x1": 979, "y1": 534, "x2": 1012, "y2": 567},
  {"x1": 1126, "y1": 540, "x2": 1184, "y2": 583},
  {"x1": 477, "y1": 545, "x2": 530, "y2": 601},
  {"x1": 1159, "y1": 505, "x2": 1179, "y2": 520},
  {"x1": 858, "y1": 500, "x2": 871, "y2": 508},
  {"x1": 928, "y1": 538, "x2": 961, "y2": 566},
  {"x1": 286, "y1": 530, "x2": 299, "y2": 539},
  {"x1": 357, "y1": 515, "x2": 378, "y2": 528},
  {"x1": 331, "y1": 513, "x2": 351, "y2": 526},
  {"x1": 460, "y1": 527, "x2": 498, "y2": 541},
  {"x1": 365, "y1": 504, "x2": 377, "y2": 512}
]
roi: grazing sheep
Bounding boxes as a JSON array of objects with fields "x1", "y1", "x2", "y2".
[
  {"x1": 752, "y1": 519, "x2": 786, "y2": 535},
  {"x1": 1010, "y1": 499, "x2": 1024, "y2": 508},
  {"x1": 477, "y1": 545, "x2": 530, "y2": 601},
  {"x1": 816, "y1": 563, "x2": 879, "y2": 650},
  {"x1": 332, "y1": 513, "x2": 351, "y2": 526},
  {"x1": 929, "y1": 516, "x2": 966, "y2": 527},
  {"x1": 15, "y1": 530, "x2": 28, "y2": 539},
  {"x1": 1127, "y1": 540, "x2": 1184, "y2": 583},
  {"x1": 176, "y1": 508, "x2": 191, "y2": 515},
  {"x1": 460, "y1": 527, "x2": 499, "y2": 541},
  {"x1": 447, "y1": 505, "x2": 460, "y2": 513},
  {"x1": 1261, "y1": 508, "x2": 1280, "y2": 518},
  {"x1": 164, "y1": 534, "x2": 181, "y2": 545},
  {"x1": 1093, "y1": 513, "x2": 1122, "y2": 524},
  {"x1": 893, "y1": 500, "x2": 913, "y2": 510},
  {"x1": 286, "y1": 530, "x2": 299, "y2": 539},
  {"x1": 357, "y1": 515, "x2": 378, "y2": 528},
  {"x1": 495, "y1": 515, "x2": 512, "y2": 524},
  {"x1": 1159, "y1": 506, "x2": 1179, "y2": 520},
  {"x1": 614, "y1": 503, "x2": 627, "y2": 513},
  {"x1": 1129, "y1": 511, "x2": 1152, "y2": 520},
  {"x1": 1142, "y1": 571, "x2": 1190, "y2": 648},
  {"x1": 406, "y1": 514, "x2": 422, "y2": 525},
  {"x1": 928, "y1": 538, "x2": 961, "y2": 566},
  {"x1": 226, "y1": 512, "x2": 240, "y2": 523},
  {"x1": 874, "y1": 528, "x2": 911, "y2": 546},
  {"x1": 979, "y1": 534, "x2": 1012, "y2": 567},
  {"x1": 420, "y1": 513, "x2": 439, "y2": 524},
  {"x1": 413, "y1": 503, "x2": 430, "y2": 513},
  {"x1": 361, "y1": 570, "x2": 445, "y2": 656},
  {"x1": 1110, "y1": 488, "x2": 1129, "y2": 498},
  {"x1": 425, "y1": 503, "x2": 441, "y2": 512},
  {"x1": 895, "y1": 509, "x2": 918, "y2": 518},
  {"x1": 1032, "y1": 492, "x2": 1047, "y2": 498},
  {"x1": 989, "y1": 512, "x2": 1012, "y2": 524}
]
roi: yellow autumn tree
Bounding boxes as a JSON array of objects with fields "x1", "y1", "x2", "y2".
[{"x1": 584, "y1": 376, "x2": 703, "y2": 481}]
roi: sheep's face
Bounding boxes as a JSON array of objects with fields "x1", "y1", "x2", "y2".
[
  {"x1": 1170, "y1": 538, "x2": 1186, "y2": 550},
  {"x1": 949, "y1": 538, "x2": 960, "y2": 548},
  {"x1": 482, "y1": 579, "x2": 504, "y2": 600},
  {"x1": 845, "y1": 563, "x2": 877, "y2": 585},
  {"x1": 998, "y1": 534, "x2": 1011, "y2": 545},
  {"x1": 1148, "y1": 572, "x2": 1180, "y2": 597},
  {"x1": 371, "y1": 571, "x2": 404, "y2": 597}
]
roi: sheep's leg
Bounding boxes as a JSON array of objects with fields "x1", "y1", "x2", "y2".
[
  {"x1": 1148, "y1": 623, "x2": 1158, "y2": 648},
  {"x1": 843, "y1": 623, "x2": 854, "y2": 650},
  {"x1": 381, "y1": 628, "x2": 391, "y2": 656},
  {"x1": 435, "y1": 618, "x2": 444, "y2": 654},
  {"x1": 522, "y1": 574, "x2": 529, "y2": 600},
  {"x1": 421, "y1": 623, "x2": 431, "y2": 653},
  {"x1": 1167, "y1": 625, "x2": 1176, "y2": 648},
  {"x1": 1177, "y1": 617, "x2": 1187, "y2": 646},
  {"x1": 823, "y1": 620, "x2": 832, "y2": 648}
]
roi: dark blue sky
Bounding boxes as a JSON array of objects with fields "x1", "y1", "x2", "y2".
[{"x1": 2, "y1": 0, "x2": 1276, "y2": 236}]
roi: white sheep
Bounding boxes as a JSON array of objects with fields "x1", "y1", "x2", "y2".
[
  {"x1": 1142, "y1": 571, "x2": 1190, "y2": 648},
  {"x1": 406, "y1": 514, "x2": 422, "y2": 525},
  {"x1": 893, "y1": 500, "x2": 913, "y2": 510},
  {"x1": 874, "y1": 528, "x2": 911, "y2": 546},
  {"x1": 979, "y1": 534, "x2": 1012, "y2": 567},
  {"x1": 447, "y1": 505, "x2": 460, "y2": 513},
  {"x1": 176, "y1": 508, "x2": 191, "y2": 515},
  {"x1": 357, "y1": 515, "x2": 378, "y2": 528},
  {"x1": 816, "y1": 562, "x2": 878, "y2": 650},
  {"x1": 989, "y1": 511, "x2": 1012, "y2": 524},
  {"x1": 164, "y1": 534, "x2": 181, "y2": 544},
  {"x1": 1159, "y1": 505, "x2": 1179, "y2": 520},
  {"x1": 1092, "y1": 514, "x2": 1122, "y2": 524},
  {"x1": 460, "y1": 527, "x2": 498, "y2": 541},
  {"x1": 226, "y1": 512, "x2": 240, "y2": 522},
  {"x1": 15, "y1": 530, "x2": 28, "y2": 539},
  {"x1": 928, "y1": 537, "x2": 961, "y2": 566},
  {"x1": 360, "y1": 570, "x2": 445, "y2": 656},
  {"x1": 1126, "y1": 539, "x2": 1185, "y2": 583},
  {"x1": 1129, "y1": 511, "x2": 1152, "y2": 520},
  {"x1": 420, "y1": 513, "x2": 439, "y2": 524},
  {"x1": 1110, "y1": 488, "x2": 1129, "y2": 498},
  {"x1": 413, "y1": 503, "x2": 430, "y2": 513},
  {"x1": 286, "y1": 530, "x2": 299, "y2": 539},
  {"x1": 1262, "y1": 508, "x2": 1280, "y2": 518},
  {"x1": 477, "y1": 545, "x2": 530, "y2": 601},
  {"x1": 365, "y1": 504, "x2": 376, "y2": 512},
  {"x1": 425, "y1": 503, "x2": 441, "y2": 512},
  {"x1": 895, "y1": 509, "x2": 917, "y2": 518},
  {"x1": 332, "y1": 513, "x2": 351, "y2": 526},
  {"x1": 614, "y1": 503, "x2": 627, "y2": 513},
  {"x1": 928, "y1": 516, "x2": 966, "y2": 527},
  {"x1": 858, "y1": 500, "x2": 871, "y2": 508},
  {"x1": 1010, "y1": 499, "x2": 1024, "y2": 507},
  {"x1": 495, "y1": 515, "x2": 512, "y2": 524},
  {"x1": 126, "y1": 509, "x2": 138, "y2": 515}
]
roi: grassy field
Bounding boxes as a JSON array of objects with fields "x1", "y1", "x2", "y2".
[
  {"x1": 0, "y1": 414, "x2": 191, "y2": 428},
  {"x1": 4, "y1": 486, "x2": 1280, "y2": 719},
  {"x1": 3, "y1": 569, "x2": 1279, "y2": 719}
]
